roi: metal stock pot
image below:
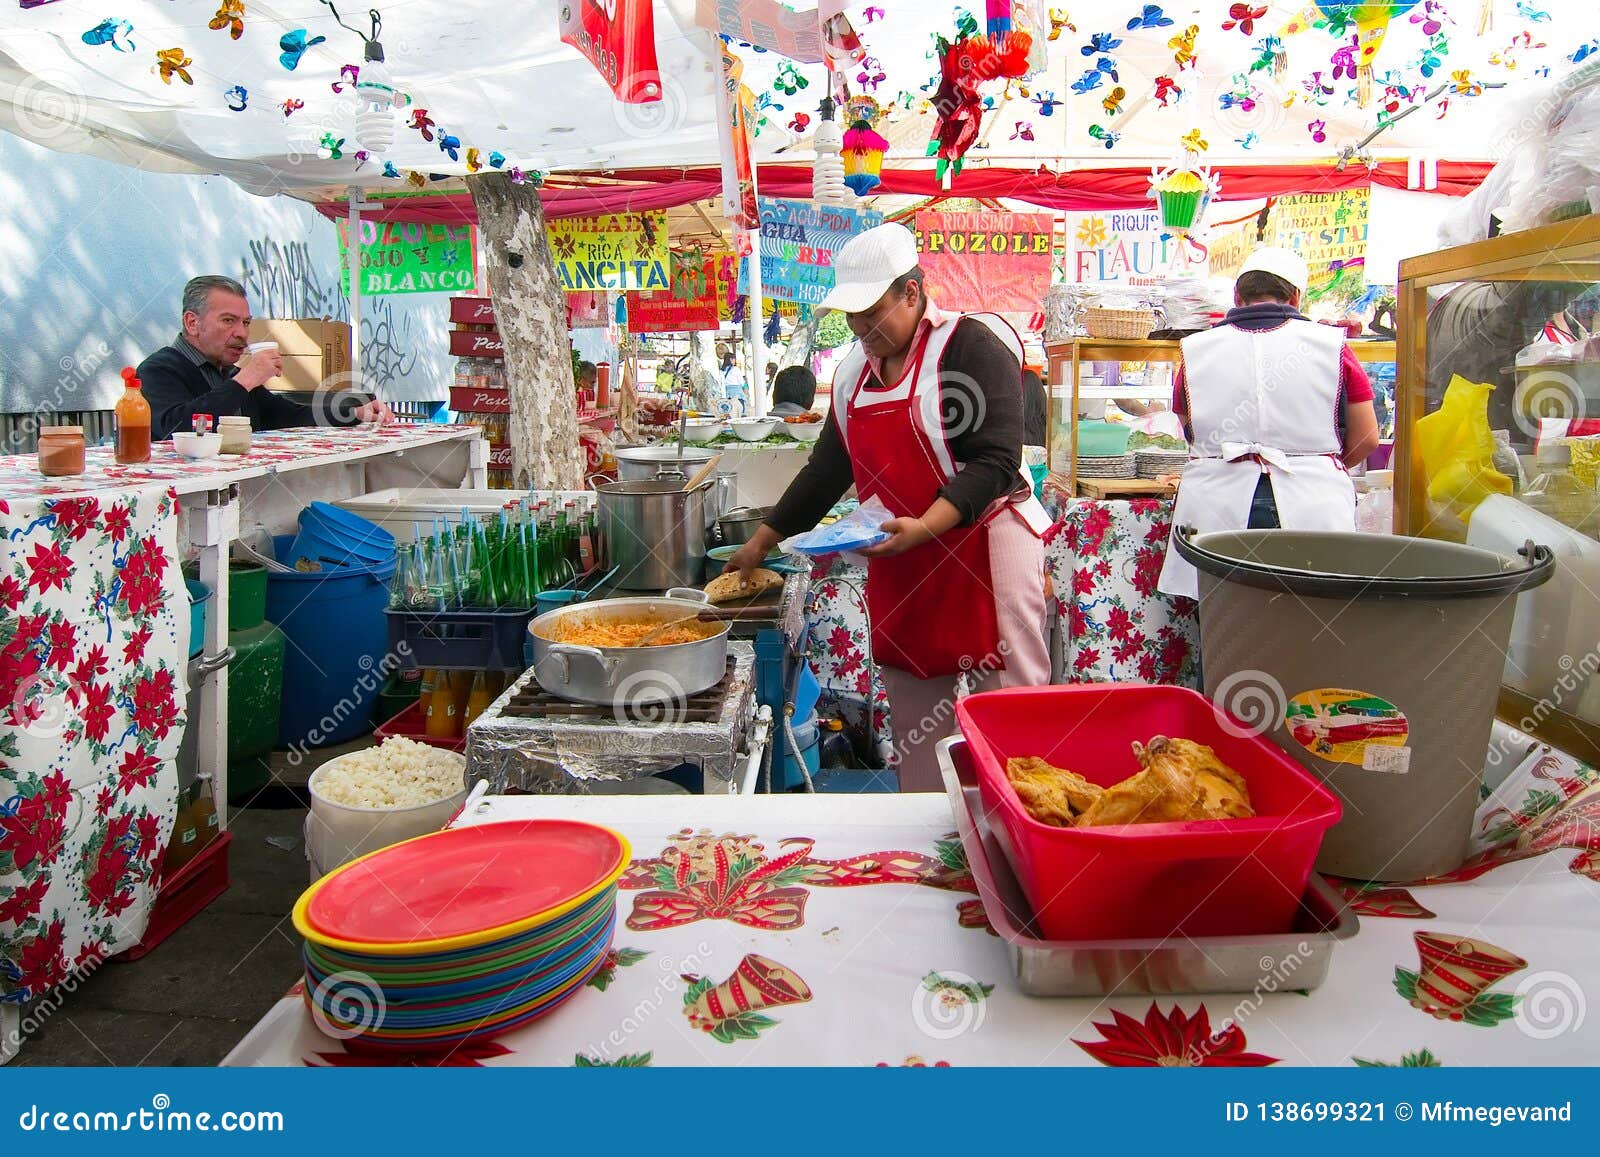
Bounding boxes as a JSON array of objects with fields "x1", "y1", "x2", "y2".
[
  {"x1": 526, "y1": 590, "x2": 730, "y2": 706},
  {"x1": 595, "y1": 479, "x2": 712, "y2": 590}
]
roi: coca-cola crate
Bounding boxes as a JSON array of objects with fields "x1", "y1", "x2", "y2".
[
  {"x1": 449, "y1": 386, "x2": 511, "y2": 413},
  {"x1": 488, "y1": 443, "x2": 512, "y2": 469},
  {"x1": 449, "y1": 297, "x2": 496, "y2": 326},
  {"x1": 449, "y1": 330, "x2": 504, "y2": 358}
]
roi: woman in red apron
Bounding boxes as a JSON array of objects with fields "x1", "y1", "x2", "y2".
[{"x1": 727, "y1": 223, "x2": 1051, "y2": 791}]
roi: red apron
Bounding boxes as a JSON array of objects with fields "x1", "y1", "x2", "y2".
[{"x1": 844, "y1": 330, "x2": 1003, "y2": 679}]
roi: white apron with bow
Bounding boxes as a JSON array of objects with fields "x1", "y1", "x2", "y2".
[{"x1": 1158, "y1": 317, "x2": 1357, "y2": 599}]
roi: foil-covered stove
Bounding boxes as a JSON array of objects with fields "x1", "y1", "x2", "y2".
[{"x1": 465, "y1": 642, "x2": 757, "y2": 795}]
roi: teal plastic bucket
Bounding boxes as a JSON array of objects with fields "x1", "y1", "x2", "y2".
[
  {"x1": 185, "y1": 579, "x2": 211, "y2": 658},
  {"x1": 266, "y1": 535, "x2": 395, "y2": 747}
]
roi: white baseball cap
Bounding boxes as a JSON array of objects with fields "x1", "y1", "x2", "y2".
[
  {"x1": 1237, "y1": 245, "x2": 1310, "y2": 295},
  {"x1": 818, "y1": 222, "x2": 921, "y2": 313}
]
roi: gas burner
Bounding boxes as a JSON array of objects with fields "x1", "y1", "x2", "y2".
[{"x1": 499, "y1": 657, "x2": 740, "y2": 725}]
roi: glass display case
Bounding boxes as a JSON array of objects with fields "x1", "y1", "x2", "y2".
[
  {"x1": 1045, "y1": 337, "x2": 1396, "y2": 496},
  {"x1": 1396, "y1": 213, "x2": 1600, "y2": 759}
]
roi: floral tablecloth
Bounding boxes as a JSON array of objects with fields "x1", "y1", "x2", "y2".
[
  {"x1": 225, "y1": 742, "x2": 1600, "y2": 1067},
  {"x1": 0, "y1": 424, "x2": 477, "y2": 503},
  {"x1": 0, "y1": 486, "x2": 188, "y2": 1001},
  {"x1": 801, "y1": 553, "x2": 895, "y2": 765},
  {"x1": 1045, "y1": 497, "x2": 1200, "y2": 689}
]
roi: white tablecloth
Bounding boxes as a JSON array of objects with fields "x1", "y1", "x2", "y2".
[{"x1": 225, "y1": 744, "x2": 1600, "y2": 1068}]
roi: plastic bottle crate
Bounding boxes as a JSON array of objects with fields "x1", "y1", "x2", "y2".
[
  {"x1": 114, "y1": 832, "x2": 232, "y2": 963},
  {"x1": 373, "y1": 700, "x2": 468, "y2": 753},
  {"x1": 386, "y1": 607, "x2": 534, "y2": 670}
]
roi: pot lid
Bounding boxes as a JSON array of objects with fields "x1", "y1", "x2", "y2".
[{"x1": 615, "y1": 445, "x2": 717, "y2": 462}]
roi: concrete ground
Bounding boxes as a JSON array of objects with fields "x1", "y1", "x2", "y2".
[{"x1": 10, "y1": 739, "x2": 372, "y2": 1067}]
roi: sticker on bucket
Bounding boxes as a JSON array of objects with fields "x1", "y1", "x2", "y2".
[{"x1": 1285, "y1": 688, "x2": 1410, "y2": 768}]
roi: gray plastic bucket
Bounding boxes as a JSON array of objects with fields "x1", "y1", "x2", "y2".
[{"x1": 1174, "y1": 528, "x2": 1554, "y2": 882}]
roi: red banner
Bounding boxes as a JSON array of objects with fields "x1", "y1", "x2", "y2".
[
  {"x1": 912, "y1": 211, "x2": 1056, "y2": 314},
  {"x1": 558, "y1": 0, "x2": 663, "y2": 104},
  {"x1": 449, "y1": 329, "x2": 504, "y2": 359},
  {"x1": 449, "y1": 297, "x2": 496, "y2": 325},
  {"x1": 627, "y1": 254, "x2": 722, "y2": 333}
]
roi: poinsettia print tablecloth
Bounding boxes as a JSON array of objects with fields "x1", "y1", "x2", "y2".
[
  {"x1": 801, "y1": 553, "x2": 895, "y2": 765},
  {"x1": 1046, "y1": 498, "x2": 1201, "y2": 689},
  {"x1": 225, "y1": 742, "x2": 1600, "y2": 1067},
  {"x1": 0, "y1": 486, "x2": 188, "y2": 1001},
  {"x1": 0, "y1": 424, "x2": 475, "y2": 504}
]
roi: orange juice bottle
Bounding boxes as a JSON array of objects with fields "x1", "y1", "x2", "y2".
[
  {"x1": 448, "y1": 669, "x2": 473, "y2": 722},
  {"x1": 425, "y1": 670, "x2": 460, "y2": 739},
  {"x1": 463, "y1": 671, "x2": 494, "y2": 730},
  {"x1": 115, "y1": 367, "x2": 152, "y2": 464}
]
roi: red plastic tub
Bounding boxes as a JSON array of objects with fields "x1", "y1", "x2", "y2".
[
  {"x1": 374, "y1": 701, "x2": 468, "y2": 753},
  {"x1": 955, "y1": 685, "x2": 1341, "y2": 942}
]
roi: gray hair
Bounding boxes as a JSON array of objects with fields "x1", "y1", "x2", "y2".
[{"x1": 182, "y1": 275, "x2": 248, "y2": 319}]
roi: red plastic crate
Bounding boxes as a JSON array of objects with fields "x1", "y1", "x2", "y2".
[
  {"x1": 374, "y1": 700, "x2": 468, "y2": 753},
  {"x1": 955, "y1": 685, "x2": 1341, "y2": 942},
  {"x1": 115, "y1": 831, "x2": 232, "y2": 962}
]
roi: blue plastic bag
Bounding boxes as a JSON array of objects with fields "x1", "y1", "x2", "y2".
[{"x1": 783, "y1": 497, "x2": 893, "y2": 556}]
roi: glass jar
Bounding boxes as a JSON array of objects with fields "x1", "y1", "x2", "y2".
[
  {"x1": 37, "y1": 426, "x2": 86, "y2": 476},
  {"x1": 218, "y1": 416, "x2": 252, "y2": 455}
]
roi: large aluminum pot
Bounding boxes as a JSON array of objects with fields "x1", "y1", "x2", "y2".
[
  {"x1": 615, "y1": 445, "x2": 718, "y2": 482},
  {"x1": 527, "y1": 589, "x2": 730, "y2": 705},
  {"x1": 596, "y1": 479, "x2": 711, "y2": 590}
]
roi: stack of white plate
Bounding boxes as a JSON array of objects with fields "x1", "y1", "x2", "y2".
[
  {"x1": 1076, "y1": 453, "x2": 1137, "y2": 480},
  {"x1": 1136, "y1": 450, "x2": 1189, "y2": 479}
]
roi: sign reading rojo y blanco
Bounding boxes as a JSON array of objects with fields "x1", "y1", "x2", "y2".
[
  {"x1": 338, "y1": 220, "x2": 478, "y2": 296},
  {"x1": 548, "y1": 212, "x2": 670, "y2": 294},
  {"x1": 913, "y1": 211, "x2": 1054, "y2": 313},
  {"x1": 557, "y1": 0, "x2": 664, "y2": 104}
]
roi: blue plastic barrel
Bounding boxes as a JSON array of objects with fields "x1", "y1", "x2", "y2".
[
  {"x1": 289, "y1": 502, "x2": 396, "y2": 569},
  {"x1": 185, "y1": 579, "x2": 212, "y2": 658},
  {"x1": 266, "y1": 536, "x2": 396, "y2": 747}
]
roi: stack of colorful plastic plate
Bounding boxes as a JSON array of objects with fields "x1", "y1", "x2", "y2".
[{"x1": 291, "y1": 819, "x2": 629, "y2": 1054}]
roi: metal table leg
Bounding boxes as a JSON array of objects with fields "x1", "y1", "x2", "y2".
[
  {"x1": 181, "y1": 487, "x2": 239, "y2": 830},
  {"x1": 1, "y1": 1001, "x2": 20, "y2": 1065}
]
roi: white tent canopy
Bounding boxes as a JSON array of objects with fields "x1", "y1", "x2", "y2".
[{"x1": 0, "y1": 0, "x2": 1595, "y2": 197}]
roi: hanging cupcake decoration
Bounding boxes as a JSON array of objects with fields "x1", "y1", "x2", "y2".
[
  {"x1": 842, "y1": 95, "x2": 888, "y2": 195},
  {"x1": 1149, "y1": 130, "x2": 1220, "y2": 250}
]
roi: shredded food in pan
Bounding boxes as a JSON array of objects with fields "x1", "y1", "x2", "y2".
[{"x1": 550, "y1": 619, "x2": 717, "y2": 648}]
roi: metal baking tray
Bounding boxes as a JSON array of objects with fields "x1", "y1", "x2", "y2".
[{"x1": 937, "y1": 737, "x2": 1359, "y2": 997}]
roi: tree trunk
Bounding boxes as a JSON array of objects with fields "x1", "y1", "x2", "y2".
[
  {"x1": 686, "y1": 331, "x2": 722, "y2": 415},
  {"x1": 781, "y1": 312, "x2": 818, "y2": 369},
  {"x1": 467, "y1": 173, "x2": 583, "y2": 489}
]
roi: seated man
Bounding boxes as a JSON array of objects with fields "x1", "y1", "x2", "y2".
[
  {"x1": 769, "y1": 365, "x2": 817, "y2": 417},
  {"x1": 138, "y1": 275, "x2": 396, "y2": 441}
]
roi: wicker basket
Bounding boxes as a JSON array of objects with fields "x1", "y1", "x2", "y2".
[{"x1": 1083, "y1": 307, "x2": 1156, "y2": 340}]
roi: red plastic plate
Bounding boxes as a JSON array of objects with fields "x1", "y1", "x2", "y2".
[{"x1": 296, "y1": 820, "x2": 628, "y2": 952}]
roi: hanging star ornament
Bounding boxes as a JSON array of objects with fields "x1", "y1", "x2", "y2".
[
  {"x1": 1033, "y1": 90, "x2": 1062, "y2": 115},
  {"x1": 1101, "y1": 86, "x2": 1126, "y2": 116},
  {"x1": 223, "y1": 84, "x2": 247, "y2": 111},
  {"x1": 1010, "y1": 120, "x2": 1035, "y2": 141},
  {"x1": 1082, "y1": 31, "x2": 1122, "y2": 55},
  {"x1": 409, "y1": 108, "x2": 437, "y2": 141},
  {"x1": 1169, "y1": 25, "x2": 1199, "y2": 69},
  {"x1": 1308, "y1": 118, "x2": 1328, "y2": 143},
  {"x1": 154, "y1": 47, "x2": 193, "y2": 85},
  {"x1": 318, "y1": 132, "x2": 345, "y2": 160},
  {"x1": 81, "y1": 18, "x2": 135, "y2": 52},
  {"x1": 207, "y1": 0, "x2": 244, "y2": 40},
  {"x1": 1087, "y1": 124, "x2": 1120, "y2": 149},
  {"x1": 278, "y1": 29, "x2": 326, "y2": 71},
  {"x1": 1222, "y1": 4, "x2": 1267, "y2": 36},
  {"x1": 1071, "y1": 67, "x2": 1105, "y2": 94},
  {"x1": 1047, "y1": 8, "x2": 1076, "y2": 39},
  {"x1": 1127, "y1": 5, "x2": 1174, "y2": 30},
  {"x1": 1181, "y1": 128, "x2": 1209, "y2": 154},
  {"x1": 1154, "y1": 75, "x2": 1182, "y2": 105},
  {"x1": 331, "y1": 64, "x2": 360, "y2": 94}
]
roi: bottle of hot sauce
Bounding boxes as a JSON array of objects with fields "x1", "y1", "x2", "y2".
[{"x1": 115, "y1": 367, "x2": 151, "y2": 464}]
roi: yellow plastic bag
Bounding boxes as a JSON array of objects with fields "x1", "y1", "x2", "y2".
[{"x1": 1413, "y1": 375, "x2": 1513, "y2": 518}]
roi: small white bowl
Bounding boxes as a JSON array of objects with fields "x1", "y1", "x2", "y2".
[
  {"x1": 785, "y1": 418, "x2": 824, "y2": 443},
  {"x1": 681, "y1": 419, "x2": 723, "y2": 444},
  {"x1": 731, "y1": 418, "x2": 779, "y2": 442},
  {"x1": 172, "y1": 432, "x2": 223, "y2": 459}
]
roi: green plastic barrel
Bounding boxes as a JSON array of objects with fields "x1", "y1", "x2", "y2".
[
  {"x1": 228, "y1": 620, "x2": 285, "y2": 764},
  {"x1": 229, "y1": 560, "x2": 268, "y2": 631}
]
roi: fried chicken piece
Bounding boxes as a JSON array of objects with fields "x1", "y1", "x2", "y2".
[
  {"x1": 1005, "y1": 756, "x2": 1103, "y2": 827},
  {"x1": 1075, "y1": 741, "x2": 1201, "y2": 827},
  {"x1": 1132, "y1": 736, "x2": 1255, "y2": 820}
]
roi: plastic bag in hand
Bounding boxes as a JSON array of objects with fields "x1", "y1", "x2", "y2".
[{"x1": 782, "y1": 496, "x2": 893, "y2": 556}]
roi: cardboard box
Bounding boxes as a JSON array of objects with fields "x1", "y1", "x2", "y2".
[
  {"x1": 449, "y1": 297, "x2": 497, "y2": 326},
  {"x1": 248, "y1": 319, "x2": 353, "y2": 393},
  {"x1": 449, "y1": 329, "x2": 504, "y2": 359}
]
